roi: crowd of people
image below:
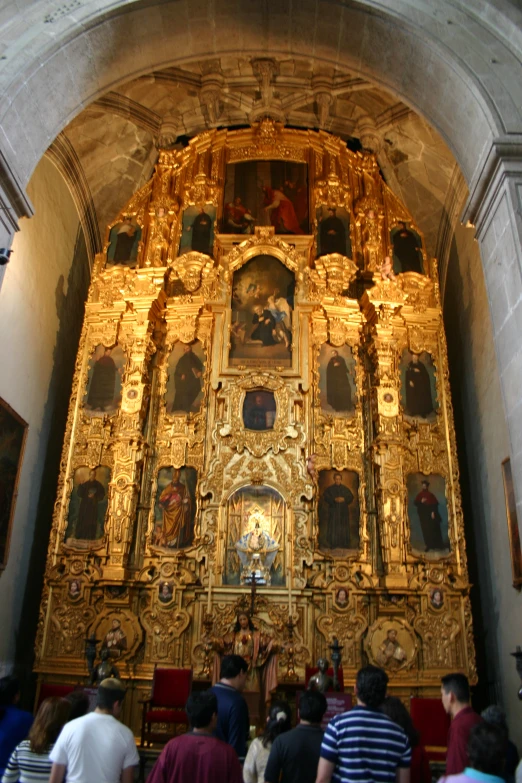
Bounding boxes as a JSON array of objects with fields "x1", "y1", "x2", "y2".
[{"x1": 0, "y1": 661, "x2": 519, "y2": 783}]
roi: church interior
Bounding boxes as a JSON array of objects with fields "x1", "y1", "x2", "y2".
[{"x1": 0, "y1": 0, "x2": 521, "y2": 750}]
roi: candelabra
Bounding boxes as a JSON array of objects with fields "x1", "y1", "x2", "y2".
[
  {"x1": 283, "y1": 615, "x2": 299, "y2": 681},
  {"x1": 199, "y1": 614, "x2": 214, "y2": 679},
  {"x1": 329, "y1": 636, "x2": 343, "y2": 691}
]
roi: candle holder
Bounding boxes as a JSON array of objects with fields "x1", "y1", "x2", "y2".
[
  {"x1": 510, "y1": 646, "x2": 522, "y2": 699},
  {"x1": 199, "y1": 613, "x2": 214, "y2": 679},
  {"x1": 283, "y1": 615, "x2": 299, "y2": 681},
  {"x1": 328, "y1": 636, "x2": 343, "y2": 691}
]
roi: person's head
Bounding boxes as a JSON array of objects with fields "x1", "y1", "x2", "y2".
[
  {"x1": 327, "y1": 208, "x2": 336, "y2": 216},
  {"x1": 356, "y1": 665, "x2": 388, "y2": 708},
  {"x1": 298, "y1": 690, "x2": 328, "y2": 724},
  {"x1": 183, "y1": 344, "x2": 192, "y2": 353},
  {"x1": 334, "y1": 472, "x2": 342, "y2": 485},
  {"x1": 186, "y1": 691, "x2": 218, "y2": 731},
  {"x1": 317, "y1": 658, "x2": 329, "y2": 673},
  {"x1": 255, "y1": 394, "x2": 263, "y2": 406},
  {"x1": 88, "y1": 469, "x2": 96, "y2": 481},
  {"x1": 468, "y1": 723, "x2": 507, "y2": 776},
  {"x1": 411, "y1": 353, "x2": 419, "y2": 364},
  {"x1": 380, "y1": 696, "x2": 419, "y2": 748},
  {"x1": 171, "y1": 468, "x2": 180, "y2": 483},
  {"x1": 387, "y1": 629, "x2": 398, "y2": 642},
  {"x1": 262, "y1": 700, "x2": 292, "y2": 747},
  {"x1": 96, "y1": 678, "x2": 126, "y2": 716},
  {"x1": 29, "y1": 697, "x2": 71, "y2": 754},
  {"x1": 421, "y1": 480, "x2": 429, "y2": 489},
  {"x1": 253, "y1": 304, "x2": 263, "y2": 315},
  {"x1": 432, "y1": 589, "x2": 443, "y2": 605},
  {"x1": 219, "y1": 655, "x2": 248, "y2": 691},
  {"x1": 480, "y1": 705, "x2": 508, "y2": 733},
  {"x1": 0, "y1": 675, "x2": 20, "y2": 707},
  {"x1": 337, "y1": 588, "x2": 348, "y2": 603},
  {"x1": 441, "y1": 673, "x2": 470, "y2": 715},
  {"x1": 65, "y1": 689, "x2": 90, "y2": 721},
  {"x1": 161, "y1": 582, "x2": 171, "y2": 597},
  {"x1": 234, "y1": 196, "x2": 242, "y2": 206},
  {"x1": 234, "y1": 613, "x2": 255, "y2": 632},
  {"x1": 331, "y1": 350, "x2": 338, "y2": 357}
]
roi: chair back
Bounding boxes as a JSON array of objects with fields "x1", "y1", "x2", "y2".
[
  {"x1": 151, "y1": 667, "x2": 192, "y2": 708},
  {"x1": 410, "y1": 696, "x2": 450, "y2": 761}
]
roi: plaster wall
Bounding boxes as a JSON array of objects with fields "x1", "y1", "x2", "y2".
[
  {"x1": 444, "y1": 221, "x2": 522, "y2": 743},
  {"x1": 0, "y1": 156, "x2": 87, "y2": 671}
]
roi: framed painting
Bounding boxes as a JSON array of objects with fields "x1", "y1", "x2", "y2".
[
  {"x1": 178, "y1": 204, "x2": 216, "y2": 258},
  {"x1": 165, "y1": 340, "x2": 205, "y2": 415},
  {"x1": 316, "y1": 205, "x2": 352, "y2": 258},
  {"x1": 390, "y1": 222, "x2": 425, "y2": 275},
  {"x1": 0, "y1": 398, "x2": 28, "y2": 568},
  {"x1": 318, "y1": 469, "x2": 360, "y2": 555},
  {"x1": 151, "y1": 466, "x2": 197, "y2": 551},
  {"x1": 83, "y1": 343, "x2": 126, "y2": 416},
  {"x1": 406, "y1": 473, "x2": 450, "y2": 558},
  {"x1": 502, "y1": 457, "x2": 522, "y2": 588},
  {"x1": 106, "y1": 217, "x2": 141, "y2": 268},
  {"x1": 65, "y1": 465, "x2": 111, "y2": 545},
  {"x1": 223, "y1": 160, "x2": 309, "y2": 234},
  {"x1": 400, "y1": 349, "x2": 438, "y2": 421},
  {"x1": 318, "y1": 343, "x2": 356, "y2": 418}
]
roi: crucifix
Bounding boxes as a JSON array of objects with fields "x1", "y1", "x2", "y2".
[{"x1": 246, "y1": 569, "x2": 262, "y2": 616}]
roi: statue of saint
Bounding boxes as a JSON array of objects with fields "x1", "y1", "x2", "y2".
[
  {"x1": 308, "y1": 658, "x2": 333, "y2": 693},
  {"x1": 90, "y1": 648, "x2": 120, "y2": 685},
  {"x1": 235, "y1": 516, "x2": 279, "y2": 585}
]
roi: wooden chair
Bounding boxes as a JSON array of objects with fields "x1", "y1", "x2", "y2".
[
  {"x1": 410, "y1": 696, "x2": 451, "y2": 763},
  {"x1": 140, "y1": 667, "x2": 193, "y2": 747}
]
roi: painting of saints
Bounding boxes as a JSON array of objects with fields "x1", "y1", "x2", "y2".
[
  {"x1": 229, "y1": 255, "x2": 295, "y2": 369},
  {"x1": 165, "y1": 341, "x2": 205, "y2": 415},
  {"x1": 66, "y1": 465, "x2": 111, "y2": 543},
  {"x1": 263, "y1": 185, "x2": 303, "y2": 234},
  {"x1": 84, "y1": 344, "x2": 125, "y2": 415},
  {"x1": 107, "y1": 217, "x2": 141, "y2": 267},
  {"x1": 391, "y1": 222, "x2": 424, "y2": 274},
  {"x1": 318, "y1": 470, "x2": 360, "y2": 553},
  {"x1": 243, "y1": 390, "x2": 276, "y2": 431},
  {"x1": 0, "y1": 398, "x2": 27, "y2": 567},
  {"x1": 153, "y1": 466, "x2": 197, "y2": 550},
  {"x1": 401, "y1": 351, "x2": 436, "y2": 418},
  {"x1": 407, "y1": 473, "x2": 450, "y2": 556},
  {"x1": 159, "y1": 582, "x2": 174, "y2": 604},
  {"x1": 376, "y1": 629, "x2": 407, "y2": 671},
  {"x1": 316, "y1": 206, "x2": 352, "y2": 257},
  {"x1": 430, "y1": 588, "x2": 444, "y2": 609},
  {"x1": 224, "y1": 196, "x2": 255, "y2": 233},
  {"x1": 103, "y1": 618, "x2": 127, "y2": 654},
  {"x1": 178, "y1": 204, "x2": 216, "y2": 257},
  {"x1": 319, "y1": 343, "x2": 356, "y2": 417}
]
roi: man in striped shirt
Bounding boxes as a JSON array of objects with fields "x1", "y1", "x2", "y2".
[{"x1": 316, "y1": 665, "x2": 411, "y2": 783}]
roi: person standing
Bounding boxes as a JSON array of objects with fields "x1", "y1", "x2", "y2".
[
  {"x1": 146, "y1": 691, "x2": 242, "y2": 783},
  {"x1": 380, "y1": 696, "x2": 431, "y2": 783},
  {"x1": 243, "y1": 701, "x2": 292, "y2": 783},
  {"x1": 48, "y1": 678, "x2": 138, "y2": 783},
  {"x1": 264, "y1": 690, "x2": 327, "y2": 783},
  {"x1": 439, "y1": 723, "x2": 507, "y2": 783},
  {"x1": 316, "y1": 665, "x2": 411, "y2": 783},
  {"x1": 0, "y1": 677, "x2": 33, "y2": 780},
  {"x1": 210, "y1": 655, "x2": 250, "y2": 763},
  {"x1": 441, "y1": 673, "x2": 482, "y2": 776},
  {"x1": 480, "y1": 706, "x2": 519, "y2": 783}
]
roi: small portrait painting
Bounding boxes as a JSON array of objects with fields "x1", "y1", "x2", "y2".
[
  {"x1": 229, "y1": 255, "x2": 295, "y2": 369},
  {"x1": 223, "y1": 160, "x2": 309, "y2": 234},
  {"x1": 158, "y1": 581, "x2": 174, "y2": 604},
  {"x1": 84, "y1": 344, "x2": 126, "y2": 415},
  {"x1": 152, "y1": 466, "x2": 197, "y2": 550},
  {"x1": 65, "y1": 465, "x2": 111, "y2": 543},
  {"x1": 107, "y1": 216, "x2": 141, "y2": 267},
  {"x1": 178, "y1": 204, "x2": 216, "y2": 258},
  {"x1": 335, "y1": 587, "x2": 349, "y2": 608},
  {"x1": 319, "y1": 343, "x2": 356, "y2": 417},
  {"x1": 376, "y1": 627, "x2": 408, "y2": 671},
  {"x1": 0, "y1": 398, "x2": 28, "y2": 568},
  {"x1": 407, "y1": 473, "x2": 450, "y2": 557},
  {"x1": 68, "y1": 579, "x2": 81, "y2": 599},
  {"x1": 390, "y1": 221, "x2": 425, "y2": 274},
  {"x1": 318, "y1": 469, "x2": 360, "y2": 554},
  {"x1": 316, "y1": 205, "x2": 352, "y2": 258},
  {"x1": 400, "y1": 350, "x2": 437, "y2": 421},
  {"x1": 430, "y1": 587, "x2": 444, "y2": 610},
  {"x1": 242, "y1": 390, "x2": 276, "y2": 431},
  {"x1": 165, "y1": 341, "x2": 205, "y2": 415},
  {"x1": 102, "y1": 618, "x2": 127, "y2": 655}
]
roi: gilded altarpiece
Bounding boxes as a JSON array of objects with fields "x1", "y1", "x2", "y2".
[{"x1": 35, "y1": 122, "x2": 476, "y2": 733}]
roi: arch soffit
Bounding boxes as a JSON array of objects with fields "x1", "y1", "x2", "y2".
[{"x1": 0, "y1": 2, "x2": 520, "y2": 191}]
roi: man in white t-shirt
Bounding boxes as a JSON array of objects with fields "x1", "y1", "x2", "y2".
[{"x1": 49, "y1": 678, "x2": 139, "y2": 783}]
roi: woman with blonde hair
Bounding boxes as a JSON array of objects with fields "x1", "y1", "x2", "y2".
[{"x1": 1, "y1": 697, "x2": 71, "y2": 783}]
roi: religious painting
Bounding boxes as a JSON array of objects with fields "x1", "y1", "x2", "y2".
[
  {"x1": 106, "y1": 217, "x2": 141, "y2": 267},
  {"x1": 178, "y1": 204, "x2": 216, "y2": 258},
  {"x1": 68, "y1": 579, "x2": 82, "y2": 600},
  {"x1": 502, "y1": 457, "x2": 522, "y2": 588},
  {"x1": 105, "y1": 585, "x2": 127, "y2": 599},
  {"x1": 0, "y1": 398, "x2": 28, "y2": 568},
  {"x1": 158, "y1": 581, "x2": 174, "y2": 604},
  {"x1": 430, "y1": 587, "x2": 444, "y2": 610},
  {"x1": 102, "y1": 617, "x2": 127, "y2": 656},
  {"x1": 152, "y1": 466, "x2": 197, "y2": 550},
  {"x1": 318, "y1": 343, "x2": 356, "y2": 417},
  {"x1": 65, "y1": 465, "x2": 111, "y2": 544},
  {"x1": 407, "y1": 473, "x2": 450, "y2": 557},
  {"x1": 165, "y1": 340, "x2": 205, "y2": 415},
  {"x1": 334, "y1": 586, "x2": 349, "y2": 609},
  {"x1": 224, "y1": 485, "x2": 285, "y2": 586},
  {"x1": 367, "y1": 619, "x2": 418, "y2": 672},
  {"x1": 390, "y1": 222, "x2": 425, "y2": 274},
  {"x1": 400, "y1": 349, "x2": 438, "y2": 421},
  {"x1": 223, "y1": 160, "x2": 309, "y2": 234},
  {"x1": 83, "y1": 343, "x2": 126, "y2": 416},
  {"x1": 243, "y1": 390, "x2": 276, "y2": 431},
  {"x1": 318, "y1": 469, "x2": 360, "y2": 554},
  {"x1": 316, "y1": 205, "x2": 352, "y2": 258},
  {"x1": 229, "y1": 255, "x2": 295, "y2": 369}
]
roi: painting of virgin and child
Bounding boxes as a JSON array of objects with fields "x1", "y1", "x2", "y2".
[{"x1": 229, "y1": 255, "x2": 295, "y2": 369}]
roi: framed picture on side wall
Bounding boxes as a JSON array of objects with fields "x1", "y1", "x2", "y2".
[
  {"x1": 502, "y1": 457, "x2": 522, "y2": 588},
  {"x1": 0, "y1": 397, "x2": 28, "y2": 568}
]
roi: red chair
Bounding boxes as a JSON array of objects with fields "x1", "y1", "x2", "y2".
[
  {"x1": 35, "y1": 683, "x2": 76, "y2": 711},
  {"x1": 410, "y1": 697, "x2": 451, "y2": 763},
  {"x1": 140, "y1": 667, "x2": 193, "y2": 747},
  {"x1": 305, "y1": 666, "x2": 345, "y2": 692}
]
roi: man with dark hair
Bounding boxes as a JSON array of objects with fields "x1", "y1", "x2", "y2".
[
  {"x1": 441, "y1": 673, "x2": 482, "y2": 775},
  {"x1": 0, "y1": 675, "x2": 33, "y2": 779},
  {"x1": 49, "y1": 678, "x2": 138, "y2": 783},
  {"x1": 265, "y1": 689, "x2": 327, "y2": 783},
  {"x1": 147, "y1": 691, "x2": 243, "y2": 783},
  {"x1": 210, "y1": 654, "x2": 250, "y2": 762},
  {"x1": 316, "y1": 665, "x2": 411, "y2": 783},
  {"x1": 442, "y1": 722, "x2": 507, "y2": 783}
]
